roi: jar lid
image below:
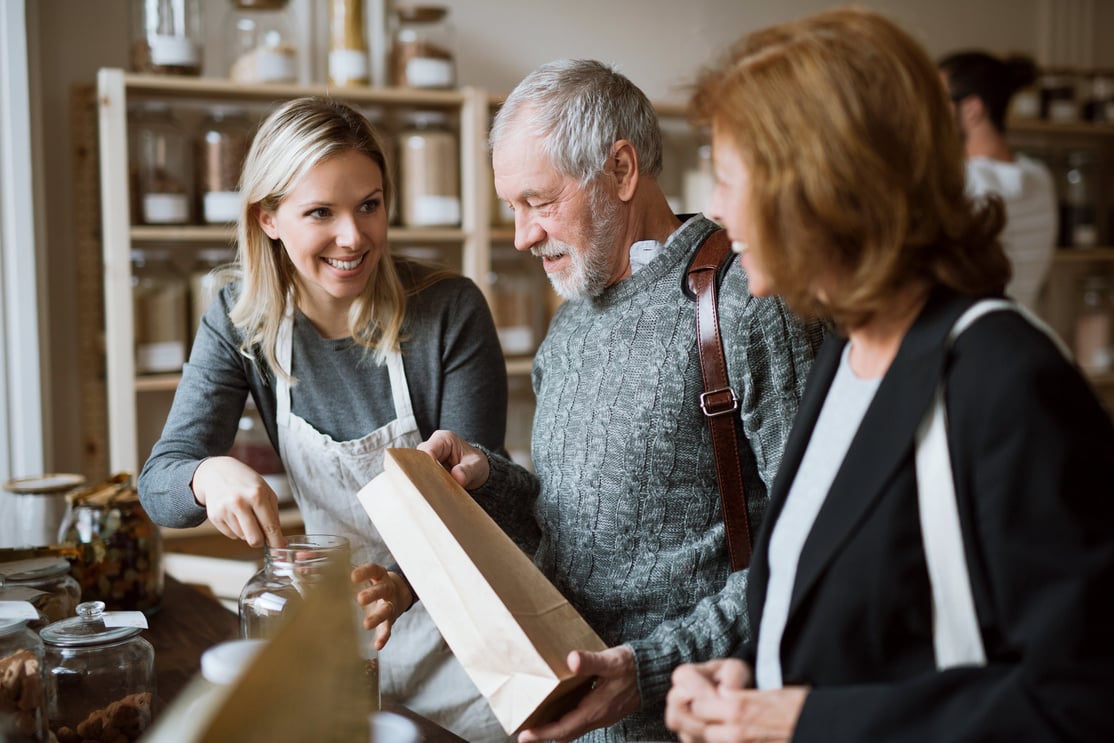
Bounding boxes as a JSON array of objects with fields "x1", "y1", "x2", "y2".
[
  {"x1": 40, "y1": 601, "x2": 145, "y2": 647},
  {"x1": 3, "y1": 473, "x2": 85, "y2": 495},
  {"x1": 0, "y1": 616, "x2": 33, "y2": 635},
  {"x1": 0, "y1": 557, "x2": 70, "y2": 582},
  {"x1": 235, "y1": 0, "x2": 289, "y2": 8},
  {"x1": 395, "y1": 5, "x2": 448, "y2": 23},
  {"x1": 403, "y1": 110, "x2": 450, "y2": 128},
  {"x1": 201, "y1": 639, "x2": 267, "y2": 685}
]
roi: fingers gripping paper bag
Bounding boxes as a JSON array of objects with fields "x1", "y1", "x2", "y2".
[{"x1": 357, "y1": 449, "x2": 606, "y2": 735}]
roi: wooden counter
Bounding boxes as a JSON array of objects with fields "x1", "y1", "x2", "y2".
[{"x1": 146, "y1": 575, "x2": 466, "y2": 742}]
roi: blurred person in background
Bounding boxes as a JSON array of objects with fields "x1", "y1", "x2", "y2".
[{"x1": 667, "y1": 8, "x2": 1114, "y2": 742}]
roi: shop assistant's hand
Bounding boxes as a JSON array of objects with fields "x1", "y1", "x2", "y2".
[
  {"x1": 666, "y1": 659, "x2": 806, "y2": 743},
  {"x1": 351, "y1": 563, "x2": 414, "y2": 650},
  {"x1": 191, "y1": 456, "x2": 286, "y2": 549},
  {"x1": 517, "y1": 646, "x2": 640, "y2": 743},
  {"x1": 417, "y1": 429, "x2": 490, "y2": 489}
]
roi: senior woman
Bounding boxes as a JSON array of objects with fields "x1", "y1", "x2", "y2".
[{"x1": 666, "y1": 7, "x2": 1114, "y2": 743}]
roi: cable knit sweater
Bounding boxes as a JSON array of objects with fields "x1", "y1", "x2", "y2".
[{"x1": 473, "y1": 215, "x2": 824, "y2": 742}]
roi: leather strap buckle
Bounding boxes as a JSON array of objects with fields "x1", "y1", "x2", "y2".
[{"x1": 700, "y1": 387, "x2": 739, "y2": 417}]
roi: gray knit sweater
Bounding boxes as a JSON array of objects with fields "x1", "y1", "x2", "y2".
[{"x1": 473, "y1": 216, "x2": 824, "y2": 742}]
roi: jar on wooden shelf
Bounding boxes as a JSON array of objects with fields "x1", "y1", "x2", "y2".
[
  {"x1": 130, "y1": 0, "x2": 203, "y2": 76},
  {"x1": 328, "y1": 0, "x2": 369, "y2": 86},
  {"x1": 130, "y1": 103, "x2": 193, "y2": 226},
  {"x1": 226, "y1": 0, "x2": 298, "y2": 84},
  {"x1": 197, "y1": 107, "x2": 252, "y2": 225},
  {"x1": 132, "y1": 249, "x2": 189, "y2": 376},
  {"x1": 1058, "y1": 150, "x2": 1100, "y2": 249},
  {"x1": 1075, "y1": 276, "x2": 1113, "y2": 375},
  {"x1": 40, "y1": 601, "x2": 155, "y2": 742},
  {"x1": 188, "y1": 247, "x2": 234, "y2": 340},
  {"x1": 398, "y1": 111, "x2": 460, "y2": 227},
  {"x1": 390, "y1": 5, "x2": 456, "y2": 89}
]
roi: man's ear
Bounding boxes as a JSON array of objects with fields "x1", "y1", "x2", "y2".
[{"x1": 610, "y1": 140, "x2": 639, "y2": 203}]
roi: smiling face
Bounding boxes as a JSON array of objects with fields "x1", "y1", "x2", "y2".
[
  {"x1": 258, "y1": 150, "x2": 387, "y2": 334},
  {"x1": 493, "y1": 127, "x2": 626, "y2": 300},
  {"x1": 707, "y1": 125, "x2": 772, "y2": 297}
]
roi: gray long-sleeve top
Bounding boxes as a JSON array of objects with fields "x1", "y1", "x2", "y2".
[
  {"x1": 139, "y1": 260, "x2": 508, "y2": 527},
  {"x1": 471, "y1": 216, "x2": 824, "y2": 743}
]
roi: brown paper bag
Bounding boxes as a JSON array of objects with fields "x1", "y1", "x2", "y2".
[{"x1": 357, "y1": 448, "x2": 607, "y2": 735}]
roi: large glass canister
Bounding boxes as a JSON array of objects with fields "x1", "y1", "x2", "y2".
[
  {"x1": 130, "y1": 0, "x2": 203, "y2": 76},
  {"x1": 132, "y1": 249, "x2": 189, "y2": 375},
  {"x1": 0, "y1": 473, "x2": 85, "y2": 549},
  {"x1": 58, "y1": 475, "x2": 164, "y2": 616},
  {"x1": 197, "y1": 107, "x2": 252, "y2": 225},
  {"x1": 40, "y1": 602, "x2": 154, "y2": 743},
  {"x1": 0, "y1": 558, "x2": 81, "y2": 629},
  {"x1": 226, "y1": 0, "x2": 298, "y2": 84},
  {"x1": 0, "y1": 614, "x2": 49, "y2": 742},
  {"x1": 131, "y1": 103, "x2": 194, "y2": 226},
  {"x1": 398, "y1": 111, "x2": 460, "y2": 227},
  {"x1": 328, "y1": 0, "x2": 369, "y2": 86},
  {"x1": 390, "y1": 5, "x2": 456, "y2": 89}
]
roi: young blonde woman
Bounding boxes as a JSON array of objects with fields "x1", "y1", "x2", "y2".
[
  {"x1": 138, "y1": 97, "x2": 511, "y2": 741},
  {"x1": 667, "y1": 8, "x2": 1114, "y2": 742}
]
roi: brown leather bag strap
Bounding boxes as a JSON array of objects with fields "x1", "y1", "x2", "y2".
[{"x1": 686, "y1": 228, "x2": 752, "y2": 570}]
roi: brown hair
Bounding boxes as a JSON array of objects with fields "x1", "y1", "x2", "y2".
[{"x1": 690, "y1": 7, "x2": 1010, "y2": 330}]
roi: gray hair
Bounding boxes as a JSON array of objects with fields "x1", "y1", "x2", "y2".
[{"x1": 489, "y1": 59, "x2": 663, "y2": 184}]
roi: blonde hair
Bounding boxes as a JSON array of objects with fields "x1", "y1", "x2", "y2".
[
  {"x1": 229, "y1": 97, "x2": 406, "y2": 379},
  {"x1": 690, "y1": 7, "x2": 1010, "y2": 331}
]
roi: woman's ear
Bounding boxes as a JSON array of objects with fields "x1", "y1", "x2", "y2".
[
  {"x1": 257, "y1": 206, "x2": 280, "y2": 240},
  {"x1": 611, "y1": 140, "x2": 639, "y2": 203}
]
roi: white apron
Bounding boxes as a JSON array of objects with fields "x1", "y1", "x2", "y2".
[{"x1": 275, "y1": 309, "x2": 510, "y2": 742}]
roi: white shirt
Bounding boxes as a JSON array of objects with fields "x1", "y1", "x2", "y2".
[
  {"x1": 756, "y1": 343, "x2": 881, "y2": 689},
  {"x1": 966, "y1": 155, "x2": 1057, "y2": 313},
  {"x1": 629, "y1": 238, "x2": 665, "y2": 274}
]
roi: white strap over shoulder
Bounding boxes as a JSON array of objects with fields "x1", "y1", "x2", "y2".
[{"x1": 914, "y1": 298, "x2": 1068, "y2": 670}]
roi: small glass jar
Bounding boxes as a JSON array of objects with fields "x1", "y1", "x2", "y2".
[
  {"x1": 1084, "y1": 70, "x2": 1114, "y2": 124},
  {"x1": 40, "y1": 602, "x2": 155, "y2": 742},
  {"x1": 197, "y1": 107, "x2": 252, "y2": 225},
  {"x1": 1075, "y1": 276, "x2": 1113, "y2": 374},
  {"x1": 1, "y1": 473, "x2": 85, "y2": 549},
  {"x1": 398, "y1": 111, "x2": 460, "y2": 227},
  {"x1": 1040, "y1": 69, "x2": 1079, "y2": 122},
  {"x1": 58, "y1": 476, "x2": 164, "y2": 615},
  {"x1": 130, "y1": 0, "x2": 203, "y2": 76},
  {"x1": 489, "y1": 246, "x2": 547, "y2": 357},
  {"x1": 188, "y1": 247, "x2": 234, "y2": 340},
  {"x1": 1058, "y1": 151, "x2": 1099, "y2": 249},
  {"x1": 0, "y1": 558, "x2": 81, "y2": 628},
  {"x1": 328, "y1": 0, "x2": 369, "y2": 86},
  {"x1": 390, "y1": 6, "x2": 456, "y2": 89},
  {"x1": 0, "y1": 616, "x2": 49, "y2": 741},
  {"x1": 132, "y1": 249, "x2": 189, "y2": 375},
  {"x1": 226, "y1": 0, "x2": 298, "y2": 84},
  {"x1": 131, "y1": 103, "x2": 193, "y2": 225}
]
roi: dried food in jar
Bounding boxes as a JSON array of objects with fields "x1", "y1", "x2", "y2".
[
  {"x1": 0, "y1": 648, "x2": 45, "y2": 738},
  {"x1": 391, "y1": 5, "x2": 456, "y2": 89},
  {"x1": 53, "y1": 691, "x2": 153, "y2": 743}
]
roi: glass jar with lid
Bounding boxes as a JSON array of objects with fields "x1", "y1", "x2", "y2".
[
  {"x1": 398, "y1": 111, "x2": 460, "y2": 227},
  {"x1": 132, "y1": 249, "x2": 189, "y2": 375},
  {"x1": 390, "y1": 6, "x2": 456, "y2": 89},
  {"x1": 489, "y1": 245, "x2": 547, "y2": 357},
  {"x1": 1058, "y1": 151, "x2": 1099, "y2": 249},
  {"x1": 328, "y1": 0, "x2": 369, "y2": 86},
  {"x1": 0, "y1": 614, "x2": 49, "y2": 741},
  {"x1": 1074, "y1": 276, "x2": 1113, "y2": 374},
  {"x1": 0, "y1": 558, "x2": 81, "y2": 629},
  {"x1": 197, "y1": 107, "x2": 252, "y2": 225},
  {"x1": 40, "y1": 601, "x2": 155, "y2": 742},
  {"x1": 1039, "y1": 68, "x2": 1079, "y2": 122},
  {"x1": 1, "y1": 473, "x2": 85, "y2": 549},
  {"x1": 130, "y1": 0, "x2": 203, "y2": 76},
  {"x1": 131, "y1": 103, "x2": 193, "y2": 225},
  {"x1": 189, "y1": 248, "x2": 234, "y2": 340},
  {"x1": 226, "y1": 0, "x2": 298, "y2": 84}
]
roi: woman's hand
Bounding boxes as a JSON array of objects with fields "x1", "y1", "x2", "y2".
[
  {"x1": 517, "y1": 646, "x2": 640, "y2": 743},
  {"x1": 417, "y1": 430, "x2": 491, "y2": 489},
  {"x1": 191, "y1": 456, "x2": 286, "y2": 548},
  {"x1": 666, "y1": 659, "x2": 806, "y2": 743},
  {"x1": 351, "y1": 563, "x2": 414, "y2": 650}
]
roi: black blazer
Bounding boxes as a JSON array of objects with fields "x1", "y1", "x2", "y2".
[{"x1": 740, "y1": 289, "x2": 1114, "y2": 742}]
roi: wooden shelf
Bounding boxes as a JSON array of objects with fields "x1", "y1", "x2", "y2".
[
  {"x1": 135, "y1": 373, "x2": 182, "y2": 392},
  {"x1": 1052, "y1": 247, "x2": 1114, "y2": 264},
  {"x1": 505, "y1": 357, "x2": 533, "y2": 376},
  {"x1": 1010, "y1": 118, "x2": 1114, "y2": 137}
]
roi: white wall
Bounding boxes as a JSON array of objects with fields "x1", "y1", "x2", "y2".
[{"x1": 28, "y1": 0, "x2": 1106, "y2": 472}]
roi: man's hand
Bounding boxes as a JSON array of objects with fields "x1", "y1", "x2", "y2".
[
  {"x1": 417, "y1": 430, "x2": 491, "y2": 489},
  {"x1": 517, "y1": 646, "x2": 640, "y2": 743}
]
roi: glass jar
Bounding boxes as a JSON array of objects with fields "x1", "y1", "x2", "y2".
[
  {"x1": 0, "y1": 473, "x2": 85, "y2": 549},
  {"x1": 1075, "y1": 276, "x2": 1113, "y2": 374},
  {"x1": 189, "y1": 247, "x2": 234, "y2": 340},
  {"x1": 0, "y1": 558, "x2": 81, "y2": 628},
  {"x1": 1040, "y1": 69, "x2": 1079, "y2": 122},
  {"x1": 130, "y1": 0, "x2": 203, "y2": 76},
  {"x1": 58, "y1": 476, "x2": 164, "y2": 615},
  {"x1": 1058, "y1": 151, "x2": 1099, "y2": 249},
  {"x1": 328, "y1": 0, "x2": 369, "y2": 86},
  {"x1": 40, "y1": 602, "x2": 155, "y2": 742},
  {"x1": 1084, "y1": 70, "x2": 1114, "y2": 124},
  {"x1": 132, "y1": 249, "x2": 189, "y2": 375},
  {"x1": 226, "y1": 0, "x2": 298, "y2": 84},
  {"x1": 0, "y1": 616, "x2": 49, "y2": 741},
  {"x1": 489, "y1": 246, "x2": 547, "y2": 357},
  {"x1": 390, "y1": 6, "x2": 456, "y2": 89},
  {"x1": 198, "y1": 108, "x2": 252, "y2": 225},
  {"x1": 131, "y1": 103, "x2": 193, "y2": 225},
  {"x1": 398, "y1": 111, "x2": 460, "y2": 227}
]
